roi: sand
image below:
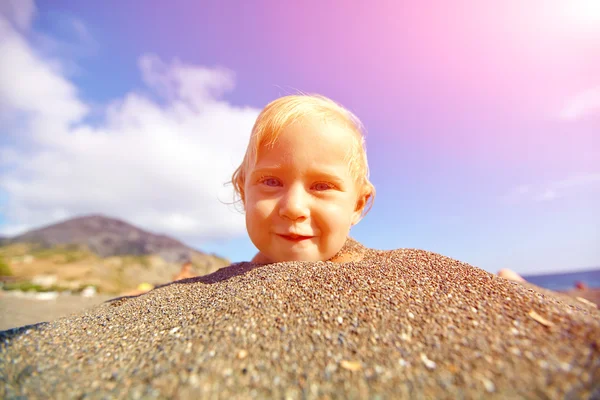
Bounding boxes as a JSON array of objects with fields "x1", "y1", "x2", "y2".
[
  {"x1": 1, "y1": 239, "x2": 599, "y2": 399},
  {"x1": 0, "y1": 292, "x2": 115, "y2": 331}
]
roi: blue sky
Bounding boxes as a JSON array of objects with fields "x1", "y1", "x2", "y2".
[{"x1": 0, "y1": 0, "x2": 599, "y2": 274}]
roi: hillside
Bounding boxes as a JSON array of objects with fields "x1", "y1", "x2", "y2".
[
  {"x1": 0, "y1": 215, "x2": 231, "y2": 294},
  {"x1": 8, "y1": 215, "x2": 208, "y2": 262}
]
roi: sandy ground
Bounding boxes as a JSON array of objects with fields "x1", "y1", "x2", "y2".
[
  {"x1": 1, "y1": 285, "x2": 597, "y2": 333},
  {"x1": 1, "y1": 239, "x2": 599, "y2": 398},
  {"x1": 0, "y1": 292, "x2": 115, "y2": 331}
]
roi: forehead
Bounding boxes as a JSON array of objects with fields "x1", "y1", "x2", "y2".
[
  {"x1": 248, "y1": 118, "x2": 359, "y2": 189},
  {"x1": 258, "y1": 115, "x2": 356, "y2": 158}
]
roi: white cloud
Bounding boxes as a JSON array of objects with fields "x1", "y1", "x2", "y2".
[
  {"x1": 139, "y1": 54, "x2": 236, "y2": 105},
  {"x1": 0, "y1": 0, "x2": 36, "y2": 31},
  {"x1": 560, "y1": 86, "x2": 600, "y2": 120},
  {"x1": 535, "y1": 189, "x2": 558, "y2": 202},
  {"x1": 503, "y1": 173, "x2": 600, "y2": 204},
  {"x1": 0, "y1": 11, "x2": 259, "y2": 244},
  {"x1": 0, "y1": 17, "x2": 87, "y2": 125}
]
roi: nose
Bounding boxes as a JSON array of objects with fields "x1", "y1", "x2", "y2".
[{"x1": 278, "y1": 183, "x2": 310, "y2": 221}]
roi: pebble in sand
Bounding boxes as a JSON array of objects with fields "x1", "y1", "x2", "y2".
[{"x1": 1, "y1": 238, "x2": 599, "y2": 399}]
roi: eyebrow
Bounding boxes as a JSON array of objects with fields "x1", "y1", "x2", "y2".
[
  {"x1": 249, "y1": 166, "x2": 282, "y2": 177},
  {"x1": 307, "y1": 171, "x2": 346, "y2": 185}
]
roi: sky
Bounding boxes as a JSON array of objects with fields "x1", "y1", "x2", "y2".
[{"x1": 0, "y1": 0, "x2": 598, "y2": 275}]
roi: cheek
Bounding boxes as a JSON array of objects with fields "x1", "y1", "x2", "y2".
[
  {"x1": 246, "y1": 197, "x2": 276, "y2": 220},
  {"x1": 317, "y1": 201, "x2": 355, "y2": 230}
]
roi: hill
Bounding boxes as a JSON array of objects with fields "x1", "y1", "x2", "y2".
[
  {"x1": 7, "y1": 215, "x2": 208, "y2": 262},
  {"x1": 0, "y1": 215, "x2": 231, "y2": 294}
]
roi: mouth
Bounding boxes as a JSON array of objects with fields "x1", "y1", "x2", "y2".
[{"x1": 277, "y1": 233, "x2": 314, "y2": 242}]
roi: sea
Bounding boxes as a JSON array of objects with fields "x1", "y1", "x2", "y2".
[{"x1": 522, "y1": 268, "x2": 600, "y2": 291}]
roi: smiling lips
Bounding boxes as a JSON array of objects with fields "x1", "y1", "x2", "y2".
[{"x1": 278, "y1": 233, "x2": 314, "y2": 242}]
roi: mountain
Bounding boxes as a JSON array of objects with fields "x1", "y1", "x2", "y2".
[
  {"x1": 0, "y1": 215, "x2": 231, "y2": 294},
  {"x1": 7, "y1": 215, "x2": 211, "y2": 263}
]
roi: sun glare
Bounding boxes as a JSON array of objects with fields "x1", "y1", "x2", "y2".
[{"x1": 562, "y1": 0, "x2": 600, "y2": 26}]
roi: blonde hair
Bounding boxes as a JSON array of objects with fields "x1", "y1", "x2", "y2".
[{"x1": 231, "y1": 94, "x2": 375, "y2": 215}]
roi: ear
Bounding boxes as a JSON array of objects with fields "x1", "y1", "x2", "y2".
[{"x1": 351, "y1": 191, "x2": 371, "y2": 226}]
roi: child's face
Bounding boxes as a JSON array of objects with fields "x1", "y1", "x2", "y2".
[{"x1": 243, "y1": 115, "x2": 365, "y2": 263}]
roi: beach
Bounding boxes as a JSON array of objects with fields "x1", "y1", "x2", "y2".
[
  {"x1": 0, "y1": 291, "x2": 114, "y2": 331},
  {"x1": 1, "y1": 240, "x2": 599, "y2": 399}
]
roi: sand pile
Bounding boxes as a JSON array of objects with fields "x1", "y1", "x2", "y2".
[{"x1": 1, "y1": 239, "x2": 599, "y2": 399}]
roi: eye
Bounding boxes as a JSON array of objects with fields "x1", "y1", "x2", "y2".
[
  {"x1": 312, "y1": 182, "x2": 334, "y2": 191},
  {"x1": 260, "y1": 177, "x2": 281, "y2": 187}
]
